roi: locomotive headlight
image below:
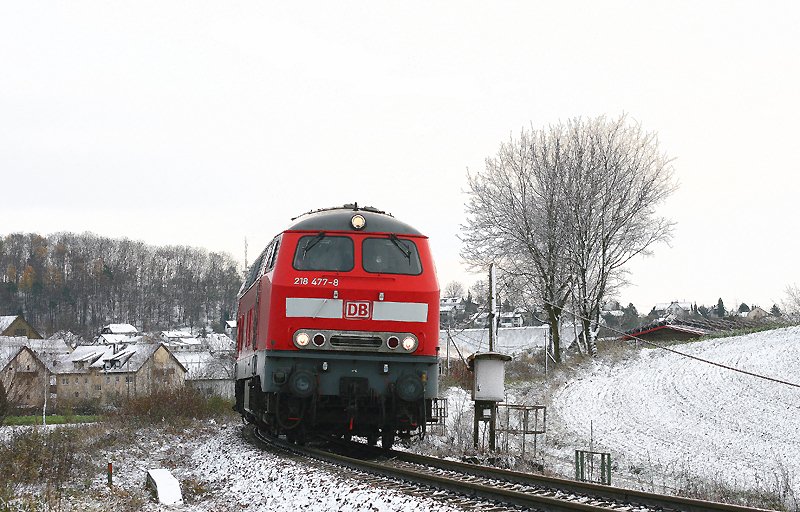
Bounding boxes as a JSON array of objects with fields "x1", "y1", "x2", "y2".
[
  {"x1": 401, "y1": 336, "x2": 417, "y2": 352},
  {"x1": 295, "y1": 332, "x2": 310, "y2": 347},
  {"x1": 351, "y1": 214, "x2": 366, "y2": 230}
]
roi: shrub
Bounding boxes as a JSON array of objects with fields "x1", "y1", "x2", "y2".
[
  {"x1": 0, "y1": 426, "x2": 99, "y2": 510},
  {"x1": 114, "y1": 387, "x2": 234, "y2": 424}
]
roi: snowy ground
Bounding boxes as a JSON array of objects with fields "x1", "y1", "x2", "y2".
[
  {"x1": 536, "y1": 326, "x2": 800, "y2": 506},
  {"x1": 2, "y1": 420, "x2": 462, "y2": 512},
  {"x1": 4, "y1": 327, "x2": 798, "y2": 510}
]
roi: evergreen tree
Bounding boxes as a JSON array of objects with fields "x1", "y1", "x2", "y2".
[
  {"x1": 698, "y1": 305, "x2": 710, "y2": 318},
  {"x1": 620, "y1": 303, "x2": 640, "y2": 331},
  {"x1": 716, "y1": 298, "x2": 726, "y2": 317},
  {"x1": 738, "y1": 303, "x2": 751, "y2": 313},
  {"x1": 771, "y1": 304, "x2": 782, "y2": 317}
]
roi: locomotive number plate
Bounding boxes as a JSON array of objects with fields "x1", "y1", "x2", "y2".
[
  {"x1": 344, "y1": 301, "x2": 371, "y2": 319},
  {"x1": 293, "y1": 277, "x2": 340, "y2": 287}
]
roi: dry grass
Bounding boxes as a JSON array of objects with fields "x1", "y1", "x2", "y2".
[{"x1": 112, "y1": 387, "x2": 235, "y2": 425}]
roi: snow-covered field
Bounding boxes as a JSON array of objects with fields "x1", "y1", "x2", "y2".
[{"x1": 542, "y1": 326, "x2": 800, "y2": 504}]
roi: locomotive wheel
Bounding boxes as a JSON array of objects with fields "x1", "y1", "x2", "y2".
[
  {"x1": 287, "y1": 428, "x2": 307, "y2": 446},
  {"x1": 381, "y1": 430, "x2": 394, "y2": 450}
]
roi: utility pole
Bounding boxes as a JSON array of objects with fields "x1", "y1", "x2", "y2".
[{"x1": 488, "y1": 263, "x2": 496, "y2": 352}]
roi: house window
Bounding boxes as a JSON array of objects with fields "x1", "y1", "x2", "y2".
[
  {"x1": 106, "y1": 376, "x2": 110, "y2": 383},
  {"x1": 62, "y1": 378, "x2": 68, "y2": 385},
  {"x1": 125, "y1": 376, "x2": 133, "y2": 383}
]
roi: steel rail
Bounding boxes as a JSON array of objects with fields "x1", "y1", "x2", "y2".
[
  {"x1": 329, "y1": 439, "x2": 776, "y2": 512},
  {"x1": 249, "y1": 426, "x2": 650, "y2": 512}
]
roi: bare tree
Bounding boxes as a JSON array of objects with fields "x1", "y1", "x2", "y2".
[
  {"x1": 443, "y1": 280, "x2": 465, "y2": 298},
  {"x1": 462, "y1": 116, "x2": 676, "y2": 362},
  {"x1": 462, "y1": 126, "x2": 573, "y2": 362},
  {"x1": 562, "y1": 116, "x2": 676, "y2": 350},
  {"x1": 782, "y1": 284, "x2": 800, "y2": 321}
]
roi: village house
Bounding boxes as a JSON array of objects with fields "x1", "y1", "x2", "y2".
[
  {"x1": 650, "y1": 301, "x2": 694, "y2": 319},
  {"x1": 160, "y1": 330, "x2": 202, "y2": 350},
  {"x1": 439, "y1": 297, "x2": 467, "y2": 327},
  {"x1": 174, "y1": 350, "x2": 234, "y2": 399},
  {"x1": 0, "y1": 337, "x2": 72, "y2": 410},
  {"x1": 95, "y1": 323, "x2": 142, "y2": 346},
  {"x1": 52, "y1": 343, "x2": 186, "y2": 407},
  {"x1": 0, "y1": 315, "x2": 43, "y2": 339}
]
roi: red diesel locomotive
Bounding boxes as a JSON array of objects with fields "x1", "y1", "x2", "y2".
[{"x1": 234, "y1": 204, "x2": 440, "y2": 447}]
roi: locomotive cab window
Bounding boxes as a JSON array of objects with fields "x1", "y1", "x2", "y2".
[
  {"x1": 362, "y1": 236, "x2": 422, "y2": 275},
  {"x1": 293, "y1": 234, "x2": 354, "y2": 272}
]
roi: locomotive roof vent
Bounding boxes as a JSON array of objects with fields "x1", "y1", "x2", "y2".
[
  {"x1": 287, "y1": 203, "x2": 423, "y2": 236},
  {"x1": 291, "y1": 202, "x2": 391, "y2": 221}
]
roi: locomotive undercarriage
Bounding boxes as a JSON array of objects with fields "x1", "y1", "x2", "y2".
[
  {"x1": 237, "y1": 377, "x2": 431, "y2": 448},
  {"x1": 235, "y1": 352, "x2": 437, "y2": 448}
]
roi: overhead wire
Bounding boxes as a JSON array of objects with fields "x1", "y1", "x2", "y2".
[{"x1": 546, "y1": 301, "x2": 800, "y2": 390}]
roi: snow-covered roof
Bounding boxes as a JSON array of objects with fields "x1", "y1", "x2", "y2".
[
  {"x1": 440, "y1": 324, "x2": 582, "y2": 357},
  {"x1": 161, "y1": 330, "x2": 201, "y2": 348},
  {"x1": 161, "y1": 330, "x2": 195, "y2": 339},
  {"x1": 174, "y1": 350, "x2": 233, "y2": 380},
  {"x1": 205, "y1": 333, "x2": 235, "y2": 352},
  {"x1": 96, "y1": 333, "x2": 143, "y2": 345},
  {"x1": 100, "y1": 323, "x2": 138, "y2": 335},
  {"x1": 225, "y1": 320, "x2": 236, "y2": 328},
  {"x1": 0, "y1": 316, "x2": 18, "y2": 332},
  {"x1": 653, "y1": 302, "x2": 693, "y2": 311},
  {"x1": 440, "y1": 297, "x2": 464, "y2": 305},
  {"x1": 0, "y1": 337, "x2": 73, "y2": 372},
  {"x1": 52, "y1": 343, "x2": 171, "y2": 374}
]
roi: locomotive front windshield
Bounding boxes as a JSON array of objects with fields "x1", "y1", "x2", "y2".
[
  {"x1": 362, "y1": 237, "x2": 422, "y2": 275},
  {"x1": 293, "y1": 235, "x2": 354, "y2": 271}
]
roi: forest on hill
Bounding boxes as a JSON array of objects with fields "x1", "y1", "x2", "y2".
[{"x1": 0, "y1": 232, "x2": 242, "y2": 338}]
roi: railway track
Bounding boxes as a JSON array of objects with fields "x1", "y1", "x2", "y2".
[{"x1": 245, "y1": 425, "x2": 774, "y2": 512}]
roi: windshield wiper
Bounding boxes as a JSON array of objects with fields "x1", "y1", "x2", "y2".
[
  {"x1": 388, "y1": 234, "x2": 411, "y2": 261},
  {"x1": 303, "y1": 232, "x2": 326, "y2": 257}
]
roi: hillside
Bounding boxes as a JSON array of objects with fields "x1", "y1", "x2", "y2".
[{"x1": 540, "y1": 326, "x2": 800, "y2": 507}]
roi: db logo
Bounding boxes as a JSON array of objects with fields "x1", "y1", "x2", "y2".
[{"x1": 344, "y1": 301, "x2": 371, "y2": 319}]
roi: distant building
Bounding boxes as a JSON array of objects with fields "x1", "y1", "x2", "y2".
[
  {"x1": 160, "y1": 330, "x2": 202, "y2": 350},
  {"x1": 95, "y1": 323, "x2": 141, "y2": 346},
  {"x1": 174, "y1": 350, "x2": 234, "y2": 398},
  {"x1": 0, "y1": 315, "x2": 43, "y2": 339},
  {"x1": 745, "y1": 306, "x2": 770, "y2": 321},
  {"x1": 440, "y1": 297, "x2": 467, "y2": 327},
  {"x1": 621, "y1": 315, "x2": 766, "y2": 343},
  {"x1": 0, "y1": 338, "x2": 72, "y2": 410},
  {"x1": 499, "y1": 311, "x2": 524, "y2": 328},
  {"x1": 224, "y1": 320, "x2": 237, "y2": 340},
  {"x1": 650, "y1": 301, "x2": 693, "y2": 319},
  {"x1": 52, "y1": 343, "x2": 186, "y2": 406}
]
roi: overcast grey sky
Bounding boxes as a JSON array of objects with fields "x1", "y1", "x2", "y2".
[{"x1": 2, "y1": 1, "x2": 799, "y2": 313}]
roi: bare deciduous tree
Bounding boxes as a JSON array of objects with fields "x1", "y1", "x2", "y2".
[
  {"x1": 562, "y1": 116, "x2": 676, "y2": 350},
  {"x1": 462, "y1": 126, "x2": 573, "y2": 361},
  {"x1": 462, "y1": 115, "x2": 676, "y2": 361},
  {"x1": 443, "y1": 280, "x2": 465, "y2": 299}
]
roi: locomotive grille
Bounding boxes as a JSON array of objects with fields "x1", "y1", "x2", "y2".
[{"x1": 329, "y1": 335, "x2": 383, "y2": 348}]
